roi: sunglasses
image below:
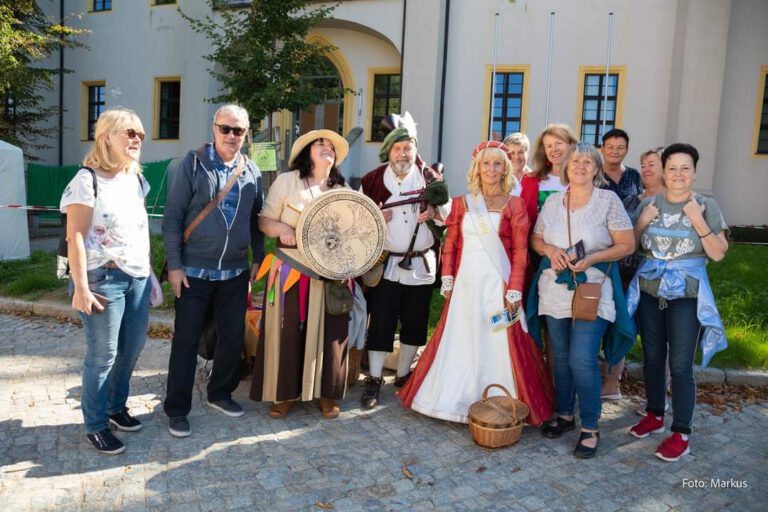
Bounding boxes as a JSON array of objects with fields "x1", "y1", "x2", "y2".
[
  {"x1": 216, "y1": 124, "x2": 247, "y2": 137},
  {"x1": 125, "y1": 129, "x2": 145, "y2": 141}
]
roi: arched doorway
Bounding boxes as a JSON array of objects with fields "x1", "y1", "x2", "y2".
[
  {"x1": 292, "y1": 57, "x2": 345, "y2": 137},
  {"x1": 279, "y1": 34, "x2": 355, "y2": 166}
]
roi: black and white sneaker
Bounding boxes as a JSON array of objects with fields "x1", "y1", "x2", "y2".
[
  {"x1": 108, "y1": 409, "x2": 142, "y2": 432},
  {"x1": 87, "y1": 428, "x2": 125, "y2": 455},
  {"x1": 168, "y1": 416, "x2": 191, "y2": 438},
  {"x1": 205, "y1": 398, "x2": 245, "y2": 418}
]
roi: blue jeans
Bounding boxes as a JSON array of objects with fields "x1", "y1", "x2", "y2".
[
  {"x1": 637, "y1": 292, "x2": 699, "y2": 435},
  {"x1": 72, "y1": 267, "x2": 150, "y2": 434},
  {"x1": 545, "y1": 316, "x2": 609, "y2": 430}
]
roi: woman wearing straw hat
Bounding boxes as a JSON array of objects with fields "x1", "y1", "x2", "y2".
[
  {"x1": 399, "y1": 141, "x2": 553, "y2": 426},
  {"x1": 250, "y1": 129, "x2": 351, "y2": 419}
]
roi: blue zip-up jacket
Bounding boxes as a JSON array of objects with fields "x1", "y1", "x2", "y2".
[{"x1": 162, "y1": 143, "x2": 264, "y2": 272}]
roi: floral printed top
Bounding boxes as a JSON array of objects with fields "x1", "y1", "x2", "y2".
[{"x1": 60, "y1": 168, "x2": 151, "y2": 278}]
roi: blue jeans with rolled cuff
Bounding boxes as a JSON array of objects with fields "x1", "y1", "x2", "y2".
[
  {"x1": 637, "y1": 292, "x2": 699, "y2": 435},
  {"x1": 71, "y1": 266, "x2": 150, "y2": 434},
  {"x1": 545, "y1": 315, "x2": 609, "y2": 431}
]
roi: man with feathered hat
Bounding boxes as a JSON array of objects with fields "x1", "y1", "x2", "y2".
[{"x1": 359, "y1": 112, "x2": 451, "y2": 409}]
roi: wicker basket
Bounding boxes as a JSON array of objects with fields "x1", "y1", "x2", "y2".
[
  {"x1": 346, "y1": 348, "x2": 364, "y2": 388},
  {"x1": 468, "y1": 384, "x2": 529, "y2": 449}
]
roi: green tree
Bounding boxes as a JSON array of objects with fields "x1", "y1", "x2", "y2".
[
  {"x1": 0, "y1": 0, "x2": 85, "y2": 159},
  {"x1": 181, "y1": 0, "x2": 348, "y2": 140}
]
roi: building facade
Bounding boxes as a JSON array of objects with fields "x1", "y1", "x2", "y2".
[{"x1": 36, "y1": 0, "x2": 768, "y2": 225}]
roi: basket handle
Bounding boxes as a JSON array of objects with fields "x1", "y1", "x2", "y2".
[
  {"x1": 481, "y1": 384, "x2": 517, "y2": 423},
  {"x1": 482, "y1": 383, "x2": 513, "y2": 399}
]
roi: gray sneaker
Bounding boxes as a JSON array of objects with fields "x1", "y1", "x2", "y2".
[
  {"x1": 205, "y1": 398, "x2": 245, "y2": 418},
  {"x1": 168, "y1": 416, "x2": 191, "y2": 437}
]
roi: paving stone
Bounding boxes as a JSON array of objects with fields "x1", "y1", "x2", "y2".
[
  {"x1": 1, "y1": 313, "x2": 766, "y2": 511},
  {"x1": 519, "y1": 494, "x2": 547, "y2": 510}
]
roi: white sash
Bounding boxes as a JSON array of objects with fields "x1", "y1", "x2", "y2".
[{"x1": 465, "y1": 193, "x2": 510, "y2": 287}]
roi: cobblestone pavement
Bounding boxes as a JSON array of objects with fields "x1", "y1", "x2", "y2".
[{"x1": 0, "y1": 313, "x2": 765, "y2": 511}]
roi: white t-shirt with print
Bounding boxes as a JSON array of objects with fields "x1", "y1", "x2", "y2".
[{"x1": 60, "y1": 168, "x2": 151, "y2": 278}]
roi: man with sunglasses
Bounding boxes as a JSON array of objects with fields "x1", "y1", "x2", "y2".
[{"x1": 162, "y1": 104, "x2": 264, "y2": 437}]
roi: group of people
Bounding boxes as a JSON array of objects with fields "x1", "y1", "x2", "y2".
[{"x1": 62, "y1": 106, "x2": 728, "y2": 465}]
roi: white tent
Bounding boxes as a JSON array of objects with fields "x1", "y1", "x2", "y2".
[{"x1": 0, "y1": 140, "x2": 30, "y2": 260}]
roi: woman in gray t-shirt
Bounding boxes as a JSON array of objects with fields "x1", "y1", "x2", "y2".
[{"x1": 628, "y1": 143, "x2": 728, "y2": 463}]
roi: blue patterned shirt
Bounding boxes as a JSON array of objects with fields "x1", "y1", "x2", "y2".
[
  {"x1": 184, "y1": 145, "x2": 247, "y2": 281},
  {"x1": 601, "y1": 166, "x2": 643, "y2": 202}
]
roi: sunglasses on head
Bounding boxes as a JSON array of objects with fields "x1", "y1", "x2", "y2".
[
  {"x1": 125, "y1": 129, "x2": 145, "y2": 141},
  {"x1": 216, "y1": 124, "x2": 247, "y2": 137}
]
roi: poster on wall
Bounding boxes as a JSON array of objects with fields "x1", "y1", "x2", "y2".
[{"x1": 250, "y1": 142, "x2": 278, "y2": 172}]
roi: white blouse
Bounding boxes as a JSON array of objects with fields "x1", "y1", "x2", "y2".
[
  {"x1": 60, "y1": 168, "x2": 151, "y2": 278},
  {"x1": 533, "y1": 188, "x2": 632, "y2": 321}
]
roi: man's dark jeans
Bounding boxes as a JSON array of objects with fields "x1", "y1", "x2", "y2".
[{"x1": 164, "y1": 272, "x2": 248, "y2": 418}]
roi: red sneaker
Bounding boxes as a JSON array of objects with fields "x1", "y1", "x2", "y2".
[
  {"x1": 654, "y1": 433, "x2": 690, "y2": 462},
  {"x1": 629, "y1": 413, "x2": 665, "y2": 439}
]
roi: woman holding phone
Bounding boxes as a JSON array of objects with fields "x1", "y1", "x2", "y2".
[
  {"x1": 527, "y1": 143, "x2": 635, "y2": 458},
  {"x1": 60, "y1": 107, "x2": 157, "y2": 454}
]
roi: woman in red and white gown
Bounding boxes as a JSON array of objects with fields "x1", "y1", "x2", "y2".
[{"x1": 399, "y1": 141, "x2": 553, "y2": 425}]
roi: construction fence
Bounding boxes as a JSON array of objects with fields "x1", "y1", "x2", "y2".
[{"x1": 26, "y1": 159, "x2": 172, "y2": 221}]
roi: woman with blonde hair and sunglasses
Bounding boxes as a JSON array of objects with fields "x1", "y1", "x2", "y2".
[
  {"x1": 399, "y1": 141, "x2": 553, "y2": 425},
  {"x1": 60, "y1": 107, "x2": 158, "y2": 454}
]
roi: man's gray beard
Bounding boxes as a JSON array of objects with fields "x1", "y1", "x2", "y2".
[{"x1": 391, "y1": 160, "x2": 412, "y2": 176}]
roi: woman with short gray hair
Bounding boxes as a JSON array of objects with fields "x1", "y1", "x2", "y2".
[
  {"x1": 526, "y1": 143, "x2": 636, "y2": 459},
  {"x1": 502, "y1": 132, "x2": 531, "y2": 197}
]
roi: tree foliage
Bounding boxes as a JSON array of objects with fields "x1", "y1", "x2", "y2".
[
  {"x1": 181, "y1": 0, "x2": 348, "y2": 136},
  {"x1": 0, "y1": 0, "x2": 85, "y2": 159}
]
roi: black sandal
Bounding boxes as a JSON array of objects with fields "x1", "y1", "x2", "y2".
[
  {"x1": 574, "y1": 430, "x2": 600, "y2": 459},
  {"x1": 541, "y1": 416, "x2": 576, "y2": 439}
]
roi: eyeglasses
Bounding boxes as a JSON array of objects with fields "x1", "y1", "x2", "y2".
[
  {"x1": 125, "y1": 129, "x2": 145, "y2": 141},
  {"x1": 216, "y1": 124, "x2": 247, "y2": 137}
]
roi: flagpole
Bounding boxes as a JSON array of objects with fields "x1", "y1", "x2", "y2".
[
  {"x1": 489, "y1": 12, "x2": 500, "y2": 140},
  {"x1": 544, "y1": 11, "x2": 555, "y2": 125},
  {"x1": 602, "y1": 12, "x2": 614, "y2": 139}
]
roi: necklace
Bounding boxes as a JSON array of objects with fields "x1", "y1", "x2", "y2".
[{"x1": 304, "y1": 178, "x2": 318, "y2": 199}]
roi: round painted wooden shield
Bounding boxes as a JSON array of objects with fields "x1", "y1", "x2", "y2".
[{"x1": 296, "y1": 189, "x2": 387, "y2": 280}]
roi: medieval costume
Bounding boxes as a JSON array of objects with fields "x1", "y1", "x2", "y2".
[
  {"x1": 399, "y1": 141, "x2": 553, "y2": 425},
  {"x1": 250, "y1": 130, "x2": 350, "y2": 419},
  {"x1": 359, "y1": 112, "x2": 451, "y2": 408}
]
